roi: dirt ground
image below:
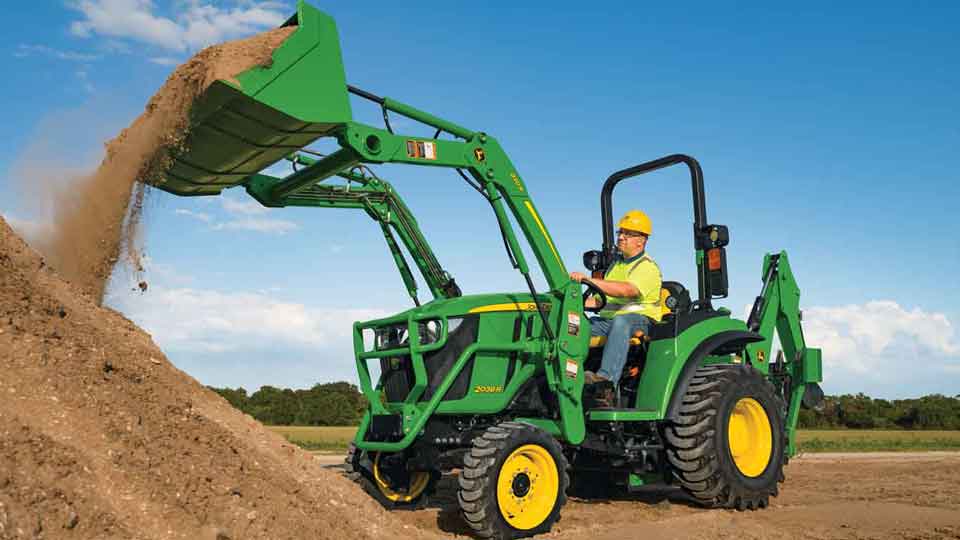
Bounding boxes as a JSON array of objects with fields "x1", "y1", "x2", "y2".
[{"x1": 314, "y1": 452, "x2": 960, "y2": 540}]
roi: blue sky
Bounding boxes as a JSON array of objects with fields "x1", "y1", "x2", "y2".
[{"x1": 2, "y1": 1, "x2": 958, "y2": 399}]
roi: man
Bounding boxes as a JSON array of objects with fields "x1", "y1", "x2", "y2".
[{"x1": 570, "y1": 210, "x2": 662, "y2": 394}]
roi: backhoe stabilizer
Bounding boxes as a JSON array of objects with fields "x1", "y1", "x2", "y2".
[{"x1": 744, "y1": 251, "x2": 823, "y2": 456}]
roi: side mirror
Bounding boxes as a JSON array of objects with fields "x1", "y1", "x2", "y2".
[
  {"x1": 697, "y1": 224, "x2": 730, "y2": 299},
  {"x1": 696, "y1": 224, "x2": 729, "y2": 249}
]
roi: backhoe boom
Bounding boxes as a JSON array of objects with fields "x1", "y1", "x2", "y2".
[{"x1": 745, "y1": 251, "x2": 823, "y2": 456}]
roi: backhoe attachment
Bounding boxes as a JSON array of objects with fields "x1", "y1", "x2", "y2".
[{"x1": 744, "y1": 252, "x2": 823, "y2": 456}]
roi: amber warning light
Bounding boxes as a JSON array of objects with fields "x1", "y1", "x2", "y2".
[{"x1": 707, "y1": 248, "x2": 722, "y2": 271}]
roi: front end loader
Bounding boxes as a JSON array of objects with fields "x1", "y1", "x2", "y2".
[{"x1": 154, "y1": 2, "x2": 824, "y2": 539}]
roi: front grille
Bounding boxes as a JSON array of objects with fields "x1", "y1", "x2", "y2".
[{"x1": 374, "y1": 315, "x2": 480, "y2": 403}]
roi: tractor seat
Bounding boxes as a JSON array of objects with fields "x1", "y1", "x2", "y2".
[{"x1": 587, "y1": 281, "x2": 689, "y2": 349}]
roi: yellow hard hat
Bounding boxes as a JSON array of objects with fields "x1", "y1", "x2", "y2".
[{"x1": 618, "y1": 210, "x2": 652, "y2": 236}]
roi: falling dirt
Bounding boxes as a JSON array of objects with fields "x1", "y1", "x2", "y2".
[
  {"x1": 29, "y1": 26, "x2": 295, "y2": 304},
  {"x1": 0, "y1": 216, "x2": 442, "y2": 539}
]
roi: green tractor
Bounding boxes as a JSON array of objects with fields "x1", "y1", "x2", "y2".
[{"x1": 154, "y1": 2, "x2": 823, "y2": 538}]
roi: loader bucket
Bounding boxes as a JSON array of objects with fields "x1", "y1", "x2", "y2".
[{"x1": 159, "y1": 1, "x2": 352, "y2": 196}]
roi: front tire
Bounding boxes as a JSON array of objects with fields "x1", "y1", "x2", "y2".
[
  {"x1": 458, "y1": 422, "x2": 569, "y2": 539},
  {"x1": 663, "y1": 364, "x2": 786, "y2": 510},
  {"x1": 346, "y1": 442, "x2": 437, "y2": 509}
]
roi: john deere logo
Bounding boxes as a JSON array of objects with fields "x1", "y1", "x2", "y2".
[
  {"x1": 474, "y1": 147, "x2": 486, "y2": 162},
  {"x1": 473, "y1": 385, "x2": 503, "y2": 394}
]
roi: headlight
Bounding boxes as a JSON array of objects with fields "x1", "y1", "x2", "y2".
[
  {"x1": 374, "y1": 325, "x2": 407, "y2": 351},
  {"x1": 373, "y1": 320, "x2": 444, "y2": 350},
  {"x1": 418, "y1": 320, "x2": 441, "y2": 345}
]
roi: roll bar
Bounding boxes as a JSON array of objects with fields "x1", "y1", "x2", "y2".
[{"x1": 599, "y1": 154, "x2": 713, "y2": 305}]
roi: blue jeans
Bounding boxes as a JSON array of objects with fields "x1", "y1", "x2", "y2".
[{"x1": 590, "y1": 314, "x2": 653, "y2": 385}]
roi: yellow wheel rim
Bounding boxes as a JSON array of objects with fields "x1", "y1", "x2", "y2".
[
  {"x1": 727, "y1": 397, "x2": 773, "y2": 477},
  {"x1": 372, "y1": 453, "x2": 430, "y2": 503},
  {"x1": 496, "y1": 444, "x2": 559, "y2": 530}
]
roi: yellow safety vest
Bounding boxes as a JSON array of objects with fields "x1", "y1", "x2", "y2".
[{"x1": 598, "y1": 252, "x2": 663, "y2": 321}]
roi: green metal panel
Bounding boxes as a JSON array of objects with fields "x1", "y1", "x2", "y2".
[
  {"x1": 434, "y1": 312, "x2": 523, "y2": 413},
  {"x1": 803, "y1": 348, "x2": 822, "y2": 383},
  {"x1": 631, "y1": 316, "x2": 749, "y2": 417},
  {"x1": 512, "y1": 418, "x2": 562, "y2": 437},
  {"x1": 157, "y1": 1, "x2": 352, "y2": 196},
  {"x1": 587, "y1": 409, "x2": 660, "y2": 422}
]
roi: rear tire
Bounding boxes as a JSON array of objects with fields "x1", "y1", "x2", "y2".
[
  {"x1": 458, "y1": 422, "x2": 569, "y2": 539},
  {"x1": 663, "y1": 364, "x2": 786, "y2": 510}
]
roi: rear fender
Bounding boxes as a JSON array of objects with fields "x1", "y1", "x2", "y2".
[{"x1": 664, "y1": 330, "x2": 764, "y2": 421}]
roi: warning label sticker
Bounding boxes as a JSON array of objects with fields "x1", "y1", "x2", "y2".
[
  {"x1": 406, "y1": 140, "x2": 438, "y2": 160},
  {"x1": 565, "y1": 359, "x2": 579, "y2": 379},
  {"x1": 567, "y1": 312, "x2": 581, "y2": 336}
]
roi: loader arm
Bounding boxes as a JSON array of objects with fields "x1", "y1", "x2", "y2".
[
  {"x1": 255, "y1": 153, "x2": 461, "y2": 302},
  {"x1": 743, "y1": 251, "x2": 823, "y2": 456}
]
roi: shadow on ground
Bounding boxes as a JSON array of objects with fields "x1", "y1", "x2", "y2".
[{"x1": 322, "y1": 461, "x2": 702, "y2": 537}]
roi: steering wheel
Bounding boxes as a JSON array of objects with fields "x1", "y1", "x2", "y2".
[{"x1": 580, "y1": 278, "x2": 607, "y2": 313}]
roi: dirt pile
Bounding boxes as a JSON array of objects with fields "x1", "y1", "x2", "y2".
[
  {"x1": 37, "y1": 26, "x2": 295, "y2": 304},
  {"x1": 0, "y1": 215, "x2": 434, "y2": 539}
]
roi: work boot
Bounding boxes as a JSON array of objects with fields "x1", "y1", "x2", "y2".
[{"x1": 584, "y1": 371, "x2": 611, "y2": 385}]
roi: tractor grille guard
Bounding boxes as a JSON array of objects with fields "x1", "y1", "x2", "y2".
[{"x1": 353, "y1": 313, "x2": 525, "y2": 452}]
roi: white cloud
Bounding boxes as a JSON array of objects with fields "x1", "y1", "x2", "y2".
[
  {"x1": 175, "y1": 208, "x2": 212, "y2": 222},
  {"x1": 75, "y1": 69, "x2": 95, "y2": 93},
  {"x1": 113, "y1": 285, "x2": 386, "y2": 353},
  {"x1": 801, "y1": 301, "x2": 960, "y2": 395},
  {"x1": 14, "y1": 44, "x2": 101, "y2": 62},
  {"x1": 221, "y1": 195, "x2": 268, "y2": 215},
  {"x1": 174, "y1": 196, "x2": 297, "y2": 234},
  {"x1": 149, "y1": 56, "x2": 180, "y2": 66},
  {"x1": 211, "y1": 217, "x2": 298, "y2": 234},
  {"x1": 805, "y1": 301, "x2": 959, "y2": 361},
  {"x1": 210, "y1": 194, "x2": 296, "y2": 233},
  {"x1": 99, "y1": 39, "x2": 133, "y2": 54},
  {"x1": 68, "y1": 0, "x2": 288, "y2": 53}
]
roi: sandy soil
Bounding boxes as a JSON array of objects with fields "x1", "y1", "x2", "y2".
[
  {"x1": 316, "y1": 452, "x2": 960, "y2": 540},
  {"x1": 0, "y1": 216, "x2": 440, "y2": 540}
]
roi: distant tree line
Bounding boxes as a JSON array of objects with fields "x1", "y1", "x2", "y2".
[
  {"x1": 209, "y1": 382, "x2": 366, "y2": 426},
  {"x1": 210, "y1": 383, "x2": 960, "y2": 429},
  {"x1": 798, "y1": 393, "x2": 960, "y2": 430}
]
